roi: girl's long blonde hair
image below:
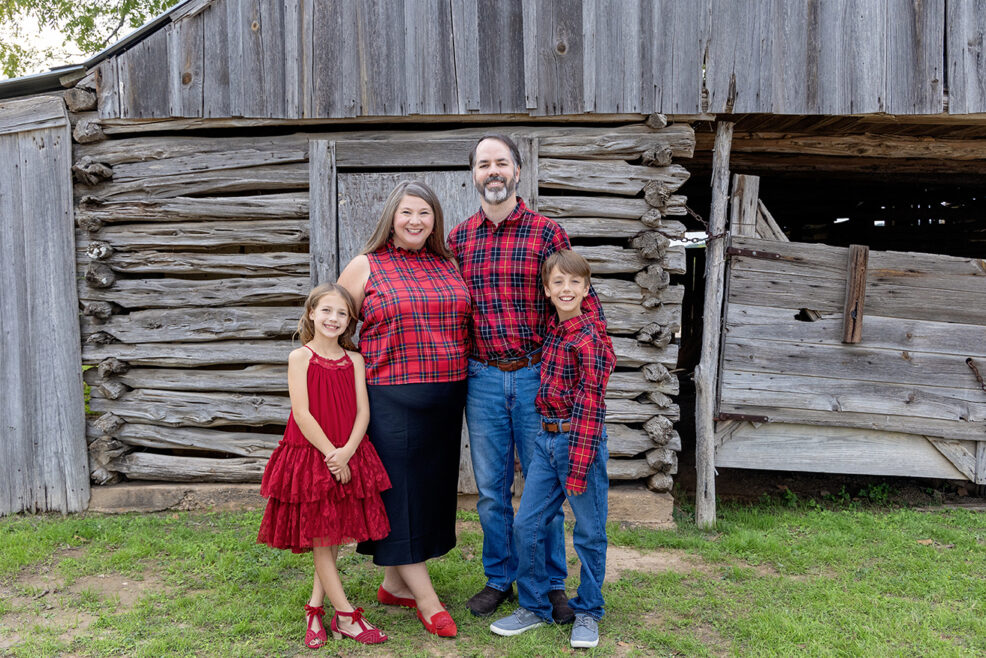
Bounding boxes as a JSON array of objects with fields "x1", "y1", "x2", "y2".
[
  {"x1": 360, "y1": 180, "x2": 455, "y2": 260},
  {"x1": 296, "y1": 283, "x2": 358, "y2": 351}
]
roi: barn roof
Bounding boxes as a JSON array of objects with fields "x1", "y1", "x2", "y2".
[
  {"x1": 0, "y1": 0, "x2": 197, "y2": 100},
  {"x1": 4, "y1": 0, "x2": 986, "y2": 119}
]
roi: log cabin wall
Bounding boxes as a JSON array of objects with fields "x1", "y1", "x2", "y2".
[{"x1": 74, "y1": 71, "x2": 694, "y2": 491}]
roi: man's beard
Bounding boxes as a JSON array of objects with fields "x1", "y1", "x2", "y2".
[{"x1": 476, "y1": 173, "x2": 516, "y2": 204}]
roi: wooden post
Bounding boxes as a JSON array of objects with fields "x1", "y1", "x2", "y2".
[
  {"x1": 729, "y1": 174, "x2": 759, "y2": 237},
  {"x1": 842, "y1": 244, "x2": 869, "y2": 344},
  {"x1": 694, "y1": 121, "x2": 733, "y2": 530},
  {"x1": 309, "y1": 140, "x2": 337, "y2": 284}
]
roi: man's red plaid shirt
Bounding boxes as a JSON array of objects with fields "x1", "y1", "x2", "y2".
[
  {"x1": 536, "y1": 313, "x2": 616, "y2": 494},
  {"x1": 447, "y1": 198, "x2": 605, "y2": 361},
  {"x1": 360, "y1": 241, "x2": 471, "y2": 385}
]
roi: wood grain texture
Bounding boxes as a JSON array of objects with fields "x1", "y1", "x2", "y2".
[
  {"x1": 308, "y1": 140, "x2": 337, "y2": 283},
  {"x1": 0, "y1": 96, "x2": 68, "y2": 136},
  {"x1": 79, "y1": 275, "x2": 307, "y2": 310},
  {"x1": 405, "y1": 0, "x2": 457, "y2": 115},
  {"x1": 0, "y1": 116, "x2": 89, "y2": 514},
  {"x1": 167, "y1": 15, "x2": 204, "y2": 117},
  {"x1": 85, "y1": 0, "x2": 967, "y2": 120},
  {"x1": 87, "y1": 364, "x2": 288, "y2": 394},
  {"x1": 76, "y1": 193, "x2": 309, "y2": 224},
  {"x1": 203, "y1": 0, "x2": 231, "y2": 117},
  {"x1": 81, "y1": 250, "x2": 309, "y2": 277},
  {"x1": 885, "y1": 0, "x2": 944, "y2": 114},
  {"x1": 725, "y1": 303, "x2": 986, "y2": 358},
  {"x1": 82, "y1": 306, "x2": 297, "y2": 344},
  {"x1": 111, "y1": 423, "x2": 279, "y2": 458},
  {"x1": 83, "y1": 340, "x2": 295, "y2": 366},
  {"x1": 947, "y1": 0, "x2": 986, "y2": 114},
  {"x1": 695, "y1": 121, "x2": 732, "y2": 529},
  {"x1": 450, "y1": 0, "x2": 480, "y2": 112},
  {"x1": 478, "y1": 0, "x2": 527, "y2": 113},
  {"x1": 110, "y1": 452, "x2": 266, "y2": 482},
  {"x1": 311, "y1": 0, "x2": 359, "y2": 116},
  {"x1": 841, "y1": 244, "x2": 869, "y2": 344},
  {"x1": 356, "y1": 0, "x2": 406, "y2": 116},
  {"x1": 117, "y1": 27, "x2": 170, "y2": 119},
  {"x1": 716, "y1": 422, "x2": 966, "y2": 480},
  {"x1": 336, "y1": 170, "x2": 473, "y2": 268},
  {"x1": 90, "y1": 388, "x2": 291, "y2": 427},
  {"x1": 534, "y1": 0, "x2": 583, "y2": 115},
  {"x1": 96, "y1": 59, "x2": 120, "y2": 119},
  {"x1": 729, "y1": 174, "x2": 759, "y2": 237}
]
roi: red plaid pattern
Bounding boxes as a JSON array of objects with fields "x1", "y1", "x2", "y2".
[
  {"x1": 447, "y1": 198, "x2": 605, "y2": 361},
  {"x1": 536, "y1": 314, "x2": 616, "y2": 493},
  {"x1": 360, "y1": 241, "x2": 471, "y2": 385}
]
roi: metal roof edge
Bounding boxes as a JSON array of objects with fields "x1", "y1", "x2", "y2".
[{"x1": 0, "y1": 0, "x2": 200, "y2": 100}]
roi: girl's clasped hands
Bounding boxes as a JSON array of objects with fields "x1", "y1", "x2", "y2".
[{"x1": 324, "y1": 448, "x2": 352, "y2": 484}]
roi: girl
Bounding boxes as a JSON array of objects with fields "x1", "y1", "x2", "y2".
[{"x1": 257, "y1": 283, "x2": 391, "y2": 648}]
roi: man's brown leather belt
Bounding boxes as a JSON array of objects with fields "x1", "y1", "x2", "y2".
[
  {"x1": 541, "y1": 420, "x2": 571, "y2": 432},
  {"x1": 480, "y1": 351, "x2": 542, "y2": 372}
]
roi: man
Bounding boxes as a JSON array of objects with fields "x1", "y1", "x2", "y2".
[{"x1": 447, "y1": 135, "x2": 606, "y2": 623}]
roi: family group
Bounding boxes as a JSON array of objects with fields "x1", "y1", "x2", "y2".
[{"x1": 256, "y1": 134, "x2": 617, "y2": 650}]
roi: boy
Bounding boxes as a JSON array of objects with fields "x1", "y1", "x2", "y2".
[{"x1": 490, "y1": 249, "x2": 616, "y2": 649}]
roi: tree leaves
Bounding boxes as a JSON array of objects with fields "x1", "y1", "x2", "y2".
[{"x1": 2, "y1": 0, "x2": 181, "y2": 78}]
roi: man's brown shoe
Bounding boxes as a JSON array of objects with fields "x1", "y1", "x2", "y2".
[
  {"x1": 548, "y1": 590, "x2": 575, "y2": 624},
  {"x1": 466, "y1": 585, "x2": 515, "y2": 617}
]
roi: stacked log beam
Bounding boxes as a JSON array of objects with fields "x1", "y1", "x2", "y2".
[
  {"x1": 72, "y1": 94, "x2": 693, "y2": 491},
  {"x1": 534, "y1": 116, "x2": 692, "y2": 493}
]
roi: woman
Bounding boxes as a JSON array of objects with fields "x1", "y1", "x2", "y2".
[{"x1": 336, "y1": 180, "x2": 471, "y2": 637}]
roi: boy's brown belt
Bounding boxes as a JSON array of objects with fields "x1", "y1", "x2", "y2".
[
  {"x1": 479, "y1": 351, "x2": 542, "y2": 372},
  {"x1": 541, "y1": 420, "x2": 571, "y2": 432}
]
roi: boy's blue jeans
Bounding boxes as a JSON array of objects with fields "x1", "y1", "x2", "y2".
[
  {"x1": 465, "y1": 358, "x2": 568, "y2": 593},
  {"x1": 515, "y1": 420, "x2": 609, "y2": 621}
]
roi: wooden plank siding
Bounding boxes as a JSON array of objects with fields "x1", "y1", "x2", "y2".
[
  {"x1": 718, "y1": 236, "x2": 986, "y2": 445},
  {"x1": 90, "y1": 0, "x2": 980, "y2": 120},
  {"x1": 947, "y1": 0, "x2": 986, "y2": 115},
  {"x1": 0, "y1": 96, "x2": 89, "y2": 515}
]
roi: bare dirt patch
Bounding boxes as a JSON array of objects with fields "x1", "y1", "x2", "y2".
[
  {"x1": 0, "y1": 550, "x2": 165, "y2": 653},
  {"x1": 604, "y1": 546, "x2": 715, "y2": 582}
]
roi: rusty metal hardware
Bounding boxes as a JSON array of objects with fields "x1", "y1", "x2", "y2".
[
  {"x1": 725, "y1": 246, "x2": 784, "y2": 261},
  {"x1": 967, "y1": 358, "x2": 986, "y2": 393},
  {"x1": 681, "y1": 205, "x2": 728, "y2": 244},
  {"x1": 715, "y1": 412, "x2": 769, "y2": 423}
]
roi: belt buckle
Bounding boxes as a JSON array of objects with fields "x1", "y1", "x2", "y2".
[{"x1": 500, "y1": 357, "x2": 526, "y2": 372}]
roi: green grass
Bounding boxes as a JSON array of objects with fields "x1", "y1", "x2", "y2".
[{"x1": 1, "y1": 503, "x2": 984, "y2": 657}]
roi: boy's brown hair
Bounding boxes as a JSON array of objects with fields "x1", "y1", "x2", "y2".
[{"x1": 541, "y1": 249, "x2": 591, "y2": 287}]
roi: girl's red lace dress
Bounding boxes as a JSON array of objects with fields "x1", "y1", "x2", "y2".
[{"x1": 258, "y1": 349, "x2": 391, "y2": 553}]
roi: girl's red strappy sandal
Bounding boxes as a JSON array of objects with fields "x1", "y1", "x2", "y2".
[
  {"x1": 330, "y1": 607, "x2": 388, "y2": 645},
  {"x1": 303, "y1": 604, "x2": 327, "y2": 649}
]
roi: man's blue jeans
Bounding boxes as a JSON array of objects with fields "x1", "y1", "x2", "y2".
[
  {"x1": 514, "y1": 422, "x2": 609, "y2": 621},
  {"x1": 466, "y1": 358, "x2": 567, "y2": 593}
]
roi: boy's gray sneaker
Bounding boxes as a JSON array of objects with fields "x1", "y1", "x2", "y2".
[
  {"x1": 570, "y1": 614, "x2": 599, "y2": 648},
  {"x1": 490, "y1": 608, "x2": 546, "y2": 636}
]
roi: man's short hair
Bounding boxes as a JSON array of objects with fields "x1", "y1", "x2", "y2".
[
  {"x1": 541, "y1": 249, "x2": 591, "y2": 286},
  {"x1": 469, "y1": 134, "x2": 523, "y2": 169}
]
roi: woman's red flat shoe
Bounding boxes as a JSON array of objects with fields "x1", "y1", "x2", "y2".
[
  {"x1": 377, "y1": 585, "x2": 417, "y2": 608},
  {"x1": 330, "y1": 607, "x2": 388, "y2": 645},
  {"x1": 417, "y1": 607, "x2": 457, "y2": 637},
  {"x1": 304, "y1": 604, "x2": 327, "y2": 649}
]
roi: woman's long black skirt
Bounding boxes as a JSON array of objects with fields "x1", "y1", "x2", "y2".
[{"x1": 356, "y1": 380, "x2": 466, "y2": 566}]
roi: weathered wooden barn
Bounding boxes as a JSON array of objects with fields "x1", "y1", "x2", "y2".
[{"x1": 1, "y1": 0, "x2": 984, "y2": 522}]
